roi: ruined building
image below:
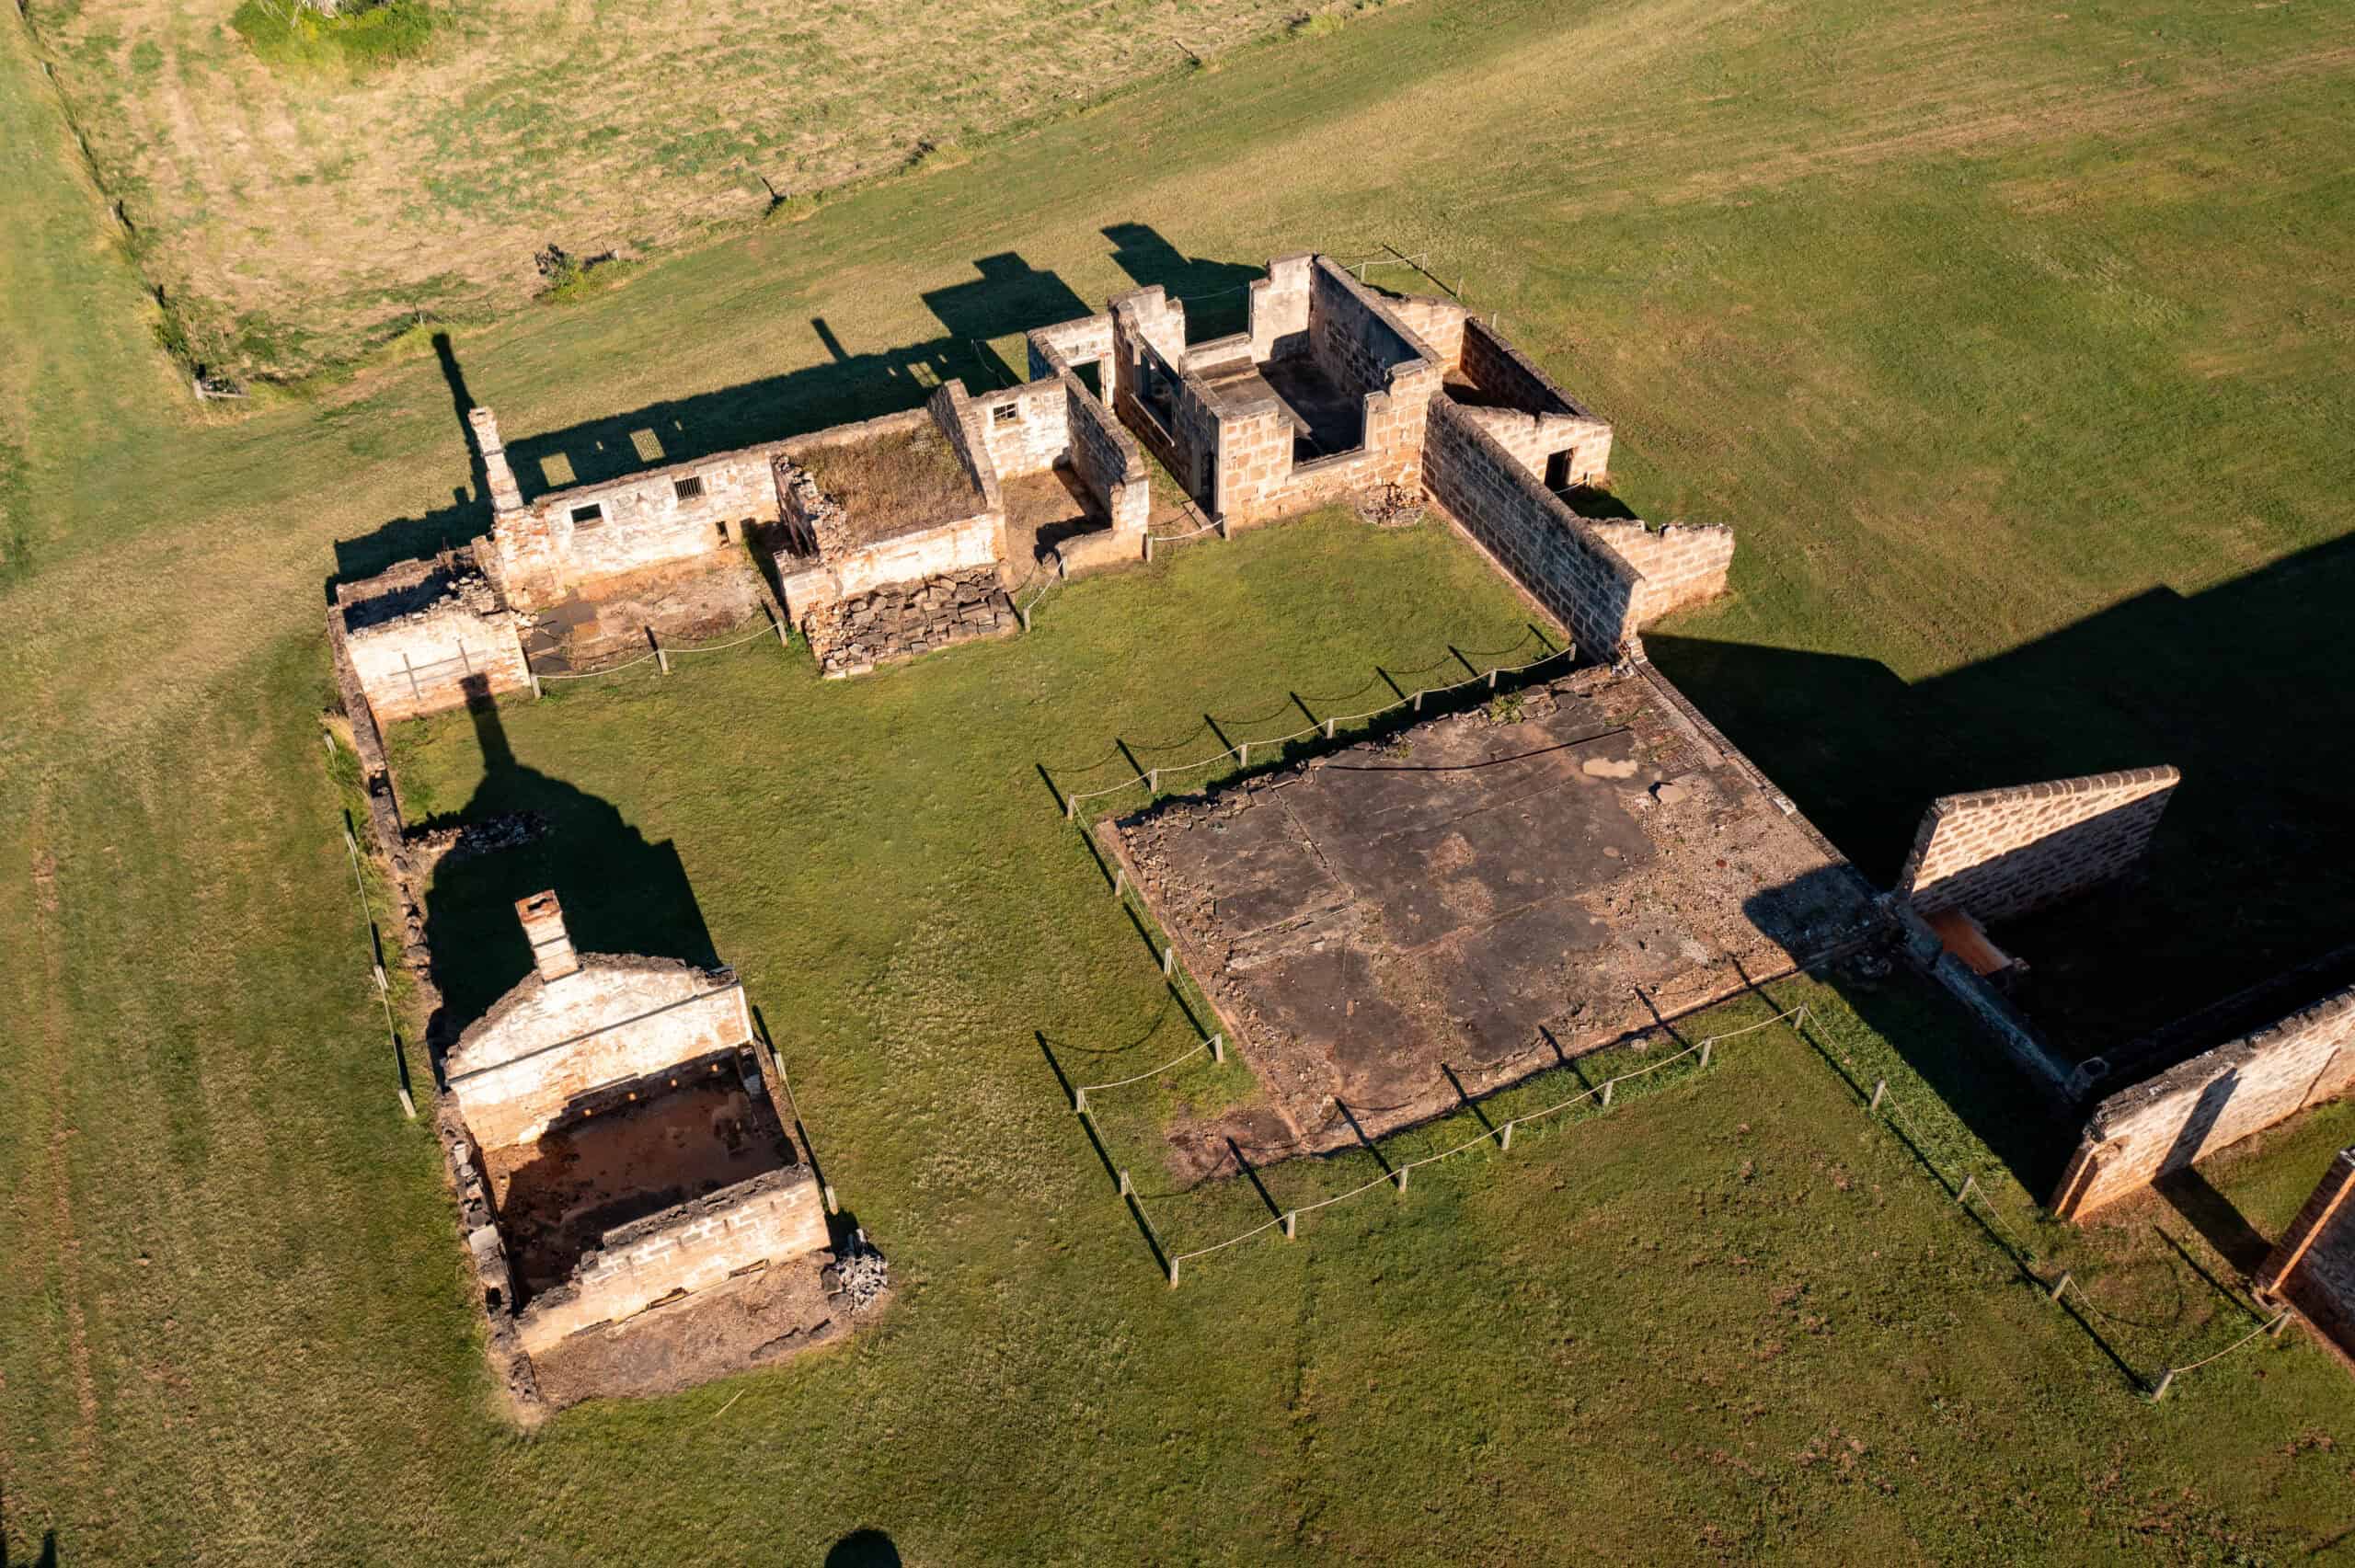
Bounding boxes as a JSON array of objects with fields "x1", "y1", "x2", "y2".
[
  {"x1": 333, "y1": 251, "x2": 1733, "y2": 719},
  {"x1": 438, "y1": 890, "x2": 848, "y2": 1407}
]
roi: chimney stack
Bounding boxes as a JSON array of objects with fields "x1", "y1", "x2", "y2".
[
  {"x1": 514, "y1": 890, "x2": 580, "y2": 983},
  {"x1": 469, "y1": 405, "x2": 524, "y2": 516}
]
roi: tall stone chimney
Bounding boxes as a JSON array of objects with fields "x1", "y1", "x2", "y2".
[
  {"x1": 469, "y1": 405, "x2": 525, "y2": 516},
  {"x1": 514, "y1": 890, "x2": 580, "y2": 983}
]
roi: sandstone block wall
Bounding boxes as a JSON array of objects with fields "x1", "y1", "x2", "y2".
[
  {"x1": 514, "y1": 1164, "x2": 829, "y2": 1355},
  {"x1": 2257, "y1": 1148, "x2": 2355, "y2": 1356},
  {"x1": 1897, "y1": 767, "x2": 2179, "y2": 921},
  {"x1": 1590, "y1": 520, "x2": 1738, "y2": 623},
  {"x1": 1064, "y1": 378, "x2": 1150, "y2": 538},
  {"x1": 2052, "y1": 980, "x2": 2355, "y2": 1219},
  {"x1": 1027, "y1": 313, "x2": 1115, "y2": 381},
  {"x1": 484, "y1": 441, "x2": 780, "y2": 611},
  {"x1": 974, "y1": 377, "x2": 1072, "y2": 480},
  {"x1": 1424, "y1": 395, "x2": 1643, "y2": 657},
  {"x1": 1306, "y1": 258, "x2": 1432, "y2": 406},
  {"x1": 1246, "y1": 253, "x2": 1313, "y2": 361},
  {"x1": 446, "y1": 963, "x2": 753, "y2": 1150},
  {"x1": 1453, "y1": 318, "x2": 1614, "y2": 482},
  {"x1": 337, "y1": 559, "x2": 533, "y2": 724},
  {"x1": 1382, "y1": 292, "x2": 1468, "y2": 372}
]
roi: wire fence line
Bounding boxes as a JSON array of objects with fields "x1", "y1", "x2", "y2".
[
  {"x1": 334, "y1": 809, "x2": 417, "y2": 1118},
  {"x1": 1832, "y1": 1023, "x2": 2296, "y2": 1401},
  {"x1": 1059, "y1": 642, "x2": 1574, "y2": 818},
  {"x1": 1110, "y1": 1004, "x2": 1812, "y2": 1285}
]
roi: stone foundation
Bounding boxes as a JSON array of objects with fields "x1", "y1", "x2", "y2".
[{"x1": 808, "y1": 567, "x2": 1018, "y2": 678}]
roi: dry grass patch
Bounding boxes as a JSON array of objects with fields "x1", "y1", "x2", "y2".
[{"x1": 798, "y1": 424, "x2": 980, "y2": 544}]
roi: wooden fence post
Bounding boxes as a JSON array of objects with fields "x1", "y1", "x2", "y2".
[
  {"x1": 1499, "y1": 1121, "x2": 1514, "y2": 1152},
  {"x1": 1210, "y1": 1033, "x2": 1225, "y2": 1064},
  {"x1": 650, "y1": 628, "x2": 670, "y2": 673},
  {"x1": 1869, "y1": 1079, "x2": 1887, "y2": 1113}
]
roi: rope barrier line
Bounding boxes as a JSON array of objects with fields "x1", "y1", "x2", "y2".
[
  {"x1": 1060, "y1": 647, "x2": 1575, "y2": 814},
  {"x1": 2163, "y1": 1312, "x2": 2292, "y2": 1379},
  {"x1": 1151, "y1": 1004, "x2": 1809, "y2": 1274},
  {"x1": 529, "y1": 615, "x2": 782, "y2": 681},
  {"x1": 338, "y1": 821, "x2": 414, "y2": 1117},
  {"x1": 1073, "y1": 1036, "x2": 1221, "y2": 1109}
]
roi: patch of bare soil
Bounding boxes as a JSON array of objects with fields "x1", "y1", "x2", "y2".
[
  {"x1": 1112, "y1": 666, "x2": 1880, "y2": 1168},
  {"x1": 519, "y1": 557, "x2": 770, "y2": 672},
  {"x1": 527, "y1": 1253, "x2": 863, "y2": 1409}
]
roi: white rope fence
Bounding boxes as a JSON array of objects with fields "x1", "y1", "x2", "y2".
[
  {"x1": 1126, "y1": 1004, "x2": 1809, "y2": 1284},
  {"x1": 1072, "y1": 1032, "x2": 1227, "y2": 1113},
  {"x1": 1061, "y1": 642, "x2": 1573, "y2": 817},
  {"x1": 1844, "y1": 1030, "x2": 2296, "y2": 1400},
  {"x1": 531, "y1": 612, "x2": 790, "y2": 683}
]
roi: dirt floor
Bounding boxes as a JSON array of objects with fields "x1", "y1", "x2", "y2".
[
  {"x1": 518, "y1": 558, "x2": 771, "y2": 673},
  {"x1": 1113, "y1": 666, "x2": 1879, "y2": 1166},
  {"x1": 526, "y1": 1252, "x2": 861, "y2": 1409},
  {"x1": 485, "y1": 1077, "x2": 796, "y2": 1297},
  {"x1": 998, "y1": 465, "x2": 1105, "y2": 578}
]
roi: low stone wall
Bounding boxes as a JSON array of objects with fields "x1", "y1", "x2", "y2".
[
  {"x1": 445, "y1": 965, "x2": 753, "y2": 1150},
  {"x1": 515, "y1": 1164, "x2": 830, "y2": 1355},
  {"x1": 1897, "y1": 767, "x2": 2179, "y2": 921},
  {"x1": 1423, "y1": 395, "x2": 1643, "y2": 658},
  {"x1": 1589, "y1": 520, "x2": 1738, "y2": 624},
  {"x1": 2052, "y1": 979, "x2": 2355, "y2": 1219},
  {"x1": 2257, "y1": 1148, "x2": 2355, "y2": 1358},
  {"x1": 335, "y1": 557, "x2": 533, "y2": 725}
]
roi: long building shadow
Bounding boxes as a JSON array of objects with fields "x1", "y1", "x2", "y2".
[
  {"x1": 417, "y1": 690, "x2": 719, "y2": 1042},
  {"x1": 329, "y1": 251, "x2": 1096, "y2": 589},
  {"x1": 1658, "y1": 531, "x2": 2355, "y2": 1064},
  {"x1": 1103, "y1": 222, "x2": 1265, "y2": 342}
]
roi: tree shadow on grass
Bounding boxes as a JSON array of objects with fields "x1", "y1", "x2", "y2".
[{"x1": 416, "y1": 685, "x2": 718, "y2": 1052}]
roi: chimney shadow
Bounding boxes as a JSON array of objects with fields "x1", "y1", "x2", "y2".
[{"x1": 418, "y1": 681, "x2": 719, "y2": 1044}]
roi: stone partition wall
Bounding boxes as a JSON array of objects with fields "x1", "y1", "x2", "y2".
[
  {"x1": 1064, "y1": 378, "x2": 1150, "y2": 538},
  {"x1": 335, "y1": 557, "x2": 534, "y2": 724},
  {"x1": 1246, "y1": 253, "x2": 1313, "y2": 361},
  {"x1": 1382, "y1": 292, "x2": 1468, "y2": 372},
  {"x1": 2051, "y1": 980, "x2": 2355, "y2": 1219},
  {"x1": 514, "y1": 1164, "x2": 830, "y2": 1355},
  {"x1": 1423, "y1": 395, "x2": 1643, "y2": 657},
  {"x1": 972, "y1": 377, "x2": 1072, "y2": 480},
  {"x1": 1306, "y1": 258, "x2": 1433, "y2": 403},
  {"x1": 445, "y1": 961, "x2": 754, "y2": 1150},
  {"x1": 1897, "y1": 767, "x2": 2180, "y2": 921},
  {"x1": 1451, "y1": 318, "x2": 1614, "y2": 483},
  {"x1": 2257, "y1": 1148, "x2": 2355, "y2": 1358},
  {"x1": 1589, "y1": 521, "x2": 1738, "y2": 623},
  {"x1": 1027, "y1": 314, "x2": 1115, "y2": 381}
]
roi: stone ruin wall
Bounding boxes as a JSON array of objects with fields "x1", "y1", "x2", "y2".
[
  {"x1": 1421, "y1": 395, "x2": 1645, "y2": 658},
  {"x1": 1897, "y1": 767, "x2": 2180, "y2": 922},
  {"x1": 1063, "y1": 377, "x2": 1151, "y2": 542},
  {"x1": 1246, "y1": 253, "x2": 1313, "y2": 361},
  {"x1": 446, "y1": 967, "x2": 754, "y2": 1151},
  {"x1": 515, "y1": 1164, "x2": 830, "y2": 1356},
  {"x1": 1451, "y1": 317, "x2": 1614, "y2": 485},
  {"x1": 2257, "y1": 1148, "x2": 2355, "y2": 1358},
  {"x1": 1588, "y1": 521, "x2": 1738, "y2": 623},
  {"x1": 481, "y1": 437, "x2": 781, "y2": 612},
  {"x1": 974, "y1": 376, "x2": 1074, "y2": 480},
  {"x1": 2053, "y1": 980, "x2": 2355, "y2": 1219},
  {"x1": 335, "y1": 558, "x2": 534, "y2": 725}
]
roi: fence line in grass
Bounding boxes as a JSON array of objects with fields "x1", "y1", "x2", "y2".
[
  {"x1": 332, "y1": 801, "x2": 416, "y2": 1118},
  {"x1": 1112, "y1": 1004, "x2": 1811, "y2": 1285},
  {"x1": 1830, "y1": 1022, "x2": 2296, "y2": 1401},
  {"x1": 1059, "y1": 641, "x2": 1575, "y2": 817},
  {"x1": 530, "y1": 612, "x2": 790, "y2": 684}
]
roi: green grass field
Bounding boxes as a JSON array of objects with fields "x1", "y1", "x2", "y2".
[{"x1": 6, "y1": 0, "x2": 2355, "y2": 1558}]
